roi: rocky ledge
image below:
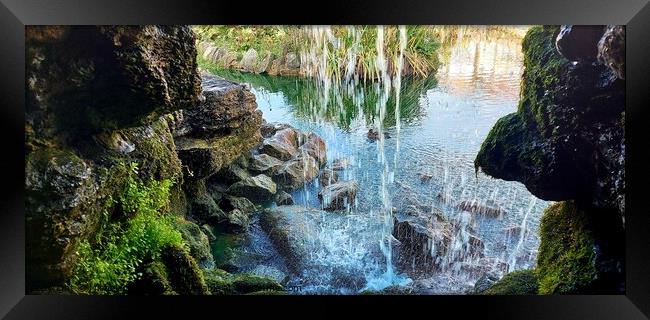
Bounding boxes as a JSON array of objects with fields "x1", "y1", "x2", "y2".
[{"x1": 474, "y1": 26, "x2": 625, "y2": 294}]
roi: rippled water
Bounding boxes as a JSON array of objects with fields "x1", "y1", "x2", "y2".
[{"x1": 210, "y1": 27, "x2": 550, "y2": 294}]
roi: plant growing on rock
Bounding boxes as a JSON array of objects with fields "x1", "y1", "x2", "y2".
[{"x1": 68, "y1": 162, "x2": 184, "y2": 295}]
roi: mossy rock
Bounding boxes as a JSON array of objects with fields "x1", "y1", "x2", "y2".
[
  {"x1": 483, "y1": 270, "x2": 539, "y2": 295},
  {"x1": 244, "y1": 290, "x2": 286, "y2": 295},
  {"x1": 537, "y1": 202, "x2": 592, "y2": 294},
  {"x1": 128, "y1": 261, "x2": 177, "y2": 295},
  {"x1": 176, "y1": 220, "x2": 215, "y2": 268},
  {"x1": 160, "y1": 244, "x2": 210, "y2": 295},
  {"x1": 202, "y1": 268, "x2": 283, "y2": 295}
]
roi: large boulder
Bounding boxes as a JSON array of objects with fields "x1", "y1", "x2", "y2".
[
  {"x1": 174, "y1": 74, "x2": 263, "y2": 180},
  {"x1": 26, "y1": 26, "x2": 201, "y2": 131},
  {"x1": 475, "y1": 26, "x2": 625, "y2": 215},
  {"x1": 298, "y1": 132, "x2": 327, "y2": 167},
  {"x1": 273, "y1": 155, "x2": 319, "y2": 190},
  {"x1": 598, "y1": 25, "x2": 625, "y2": 80},
  {"x1": 555, "y1": 25, "x2": 604, "y2": 62},
  {"x1": 226, "y1": 174, "x2": 277, "y2": 202},
  {"x1": 318, "y1": 180, "x2": 359, "y2": 211},
  {"x1": 248, "y1": 153, "x2": 284, "y2": 175},
  {"x1": 318, "y1": 168, "x2": 339, "y2": 187},
  {"x1": 260, "y1": 138, "x2": 298, "y2": 161}
]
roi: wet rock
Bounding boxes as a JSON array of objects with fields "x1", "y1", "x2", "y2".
[
  {"x1": 274, "y1": 191, "x2": 294, "y2": 206},
  {"x1": 555, "y1": 25, "x2": 605, "y2": 62},
  {"x1": 285, "y1": 52, "x2": 300, "y2": 69},
  {"x1": 239, "y1": 48, "x2": 258, "y2": 72},
  {"x1": 249, "y1": 153, "x2": 284, "y2": 175},
  {"x1": 175, "y1": 74, "x2": 263, "y2": 180},
  {"x1": 318, "y1": 168, "x2": 339, "y2": 187},
  {"x1": 227, "y1": 174, "x2": 277, "y2": 202},
  {"x1": 455, "y1": 200, "x2": 505, "y2": 218},
  {"x1": 367, "y1": 128, "x2": 391, "y2": 141},
  {"x1": 273, "y1": 128, "x2": 299, "y2": 148},
  {"x1": 318, "y1": 180, "x2": 359, "y2": 211},
  {"x1": 257, "y1": 52, "x2": 273, "y2": 73},
  {"x1": 474, "y1": 272, "x2": 500, "y2": 294},
  {"x1": 212, "y1": 162, "x2": 251, "y2": 186},
  {"x1": 176, "y1": 220, "x2": 215, "y2": 269},
  {"x1": 330, "y1": 157, "x2": 352, "y2": 171},
  {"x1": 260, "y1": 122, "x2": 292, "y2": 138},
  {"x1": 260, "y1": 139, "x2": 298, "y2": 161},
  {"x1": 160, "y1": 245, "x2": 210, "y2": 295},
  {"x1": 273, "y1": 155, "x2": 319, "y2": 190},
  {"x1": 251, "y1": 265, "x2": 288, "y2": 284},
  {"x1": 418, "y1": 172, "x2": 433, "y2": 183},
  {"x1": 26, "y1": 26, "x2": 201, "y2": 130},
  {"x1": 298, "y1": 132, "x2": 327, "y2": 167},
  {"x1": 598, "y1": 25, "x2": 625, "y2": 80},
  {"x1": 392, "y1": 214, "x2": 453, "y2": 274},
  {"x1": 482, "y1": 270, "x2": 539, "y2": 295},
  {"x1": 475, "y1": 26, "x2": 625, "y2": 214}
]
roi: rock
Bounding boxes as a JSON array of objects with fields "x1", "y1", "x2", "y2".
[
  {"x1": 250, "y1": 265, "x2": 288, "y2": 284},
  {"x1": 475, "y1": 26, "x2": 625, "y2": 214},
  {"x1": 249, "y1": 153, "x2": 284, "y2": 174},
  {"x1": 273, "y1": 155, "x2": 319, "y2": 190},
  {"x1": 474, "y1": 272, "x2": 500, "y2": 294},
  {"x1": 160, "y1": 245, "x2": 210, "y2": 295},
  {"x1": 257, "y1": 52, "x2": 272, "y2": 73},
  {"x1": 274, "y1": 191, "x2": 294, "y2": 206},
  {"x1": 482, "y1": 270, "x2": 539, "y2": 295},
  {"x1": 212, "y1": 162, "x2": 251, "y2": 186},
  {"x1": 318, "y1": 180, "x2": 359, "y2": 211},
  {"x1": 298, "y1": 132, "x2": 327, "y2": 167},
  {"x1": 273, "y1": 128, "x2": 299, "y2": 148},
  {"x1": 285, "y1": 52, "x2": 300, "y2": 69},
  {"x1": 239, "y1": 48, "x2": 258, "y2": 72},
  {"x1": 26, "y1": 26, "x2": 201, "y2": 130},
  {"x1": 330, "y1": 158, "x2": 352, "y2": 171},
  {"x1": 367, "y1": 128, "x2": 391, "y2": 141},
  {"x1": 227, "y1": 174, "x2": 277, "y2": 202},
  {"x1": 555, "y1": 25, "x2": 605, "y2": 62},
  {"x1": 536, "y1": 201, "x2": 624, "y2": 294},
  {"x1": 260, "y1": 122, "x2": 292, "y2": 138},
  {"x1": 176, "y1": 220, "x2": 215, "y2": 269},
  {"x1": 392, "y1": 214, "x2": 453, "y2": 274},
  {"x1": 260, "y1": 139, "x2": 298, "y2": 161},
  {"x1": 318, "y1": 168, "x2": 339, "y2": 187},
  {"x1": 597, "y1": 25, "x2": 625, "y2": 80},
  {"x1": 259, "y1": 206, "x2": 316, "y2": 274},
  {"x1": 455, "y1": 200, "x2": 505, "y2": 218},
  {"x1": 175, "y1": 74, "x2": 263, "y2": 180},
  {"x1": 418, "y1": 172, "x2": 433, "y2": 183}
]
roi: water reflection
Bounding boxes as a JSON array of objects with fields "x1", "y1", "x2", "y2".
[{"x1": 210, "y1": 26, "x2": 550, "y2": 294}]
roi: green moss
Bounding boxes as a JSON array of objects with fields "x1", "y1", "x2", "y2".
[
  {"x1": 175, "y1": 220, "x2": 214, "y2": 267},
  {"x1": 484, "y1": 270, "x2": 539, "y2": 295},
  {"x1": 67, "y1": 162, "x2": 185, "y2": 295},
  {"x1": 160, "y1": 244, "x2": 210, "y2": 295},
  {"x1": 202, "y1": 268, "x2": 283, "y2": 295},
  {"x1": 537, "y1": 201, "x2": 598, "y2": 294}
]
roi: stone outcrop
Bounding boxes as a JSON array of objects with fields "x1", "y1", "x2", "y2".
[
  {"x1": 475, "y1": 26, "x2": 625, "y2": 294},
  {"x1": 197, "y1": 42, "x2": 302, "y2": 76},
  {"x1": 318, "y1": 180, "x2": 359, "y2": 211}
]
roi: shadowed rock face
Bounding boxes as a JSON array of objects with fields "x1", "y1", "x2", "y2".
[
  {"x1": 475, "y1": 26, "x2": 625, "y2": 215},
  {"x1": 475, "y1": 26, "x2": 625, "y2": 294},
  {"x1": 25, "y1": 26, "x2": 202, "y2": 291},
  {"x1": 26, "y1": 26, "x2": 201, "y2": 133}
]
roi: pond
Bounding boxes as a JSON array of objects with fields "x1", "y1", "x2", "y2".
[{"x1": 208, "y1": 27, "x2": 550, "y2": 294}]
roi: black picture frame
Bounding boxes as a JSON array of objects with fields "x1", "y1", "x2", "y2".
[{"x1": 2, "y1": 0, "x2": 649, "y2": 318}]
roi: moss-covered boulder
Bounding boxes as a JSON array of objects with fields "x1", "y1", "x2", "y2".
[
  {"x1": 483, "y1": 270, "x2": 539, "y2": 295},
  {"x1": 475, "y1": 26, "x2": 625, "y2": 214},
  {"x1": 202, "y1": 268, "x2": 283, "y2": 295},
  {"x1": 176, "y1": 220, "x2": 215, "y2": 268},
  {"x1": 160, "y1": 245, "x2": 210, "y2": 295},
  {"x1": 536, "y1": 202, "x2": 624, "y2": 294},
  {"x1": 128, "y1": 261, "x2": 177, "y2": 295}
]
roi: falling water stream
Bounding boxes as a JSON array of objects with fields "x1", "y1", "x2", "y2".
[{"x1": 209, "y1": 26, "x2": 550, "y2": 294}]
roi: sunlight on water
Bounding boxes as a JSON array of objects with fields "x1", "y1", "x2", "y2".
[{"x1": 213, "y1": 26, "x2": 549, "y2": 294}]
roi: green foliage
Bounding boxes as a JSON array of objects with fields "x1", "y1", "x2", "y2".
[
  {"x1": 68, "y1": 162, "x2": 183, "y2": 295},
  {"x1": 484, "y1": 270, "x2": 539, "y2": 295},
  {"x1": 537, "y1": 201, "x2": 598, "y2": 294}
]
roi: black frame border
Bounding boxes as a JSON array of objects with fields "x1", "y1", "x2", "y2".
[{"x1": 2, "y1": 0, "x2": 649, "y2": 318}]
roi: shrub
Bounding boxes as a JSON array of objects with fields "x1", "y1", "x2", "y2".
[{"x1": 68, "y1": 162, "x2": 184, "y2": 295}]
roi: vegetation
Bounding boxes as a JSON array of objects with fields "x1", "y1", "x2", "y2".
[
  {"x1": 484, "y1": 270, "x2": 539, "y2": 295},
  {"x1": 193, "y1": 25, "x2": 441, "y2": 79},
  {"x1": 536, "y1": 201, "x2": 598, "y2": 294},
  {"x1": 68, "y1": 162, "x2": 184, "y2": 295}
]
